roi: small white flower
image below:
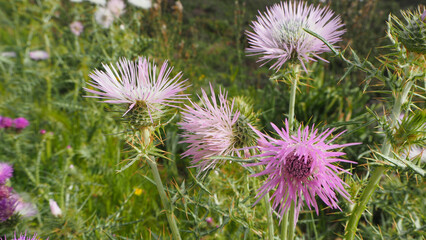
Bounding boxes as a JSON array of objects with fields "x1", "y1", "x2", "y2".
[
  {"x1": 29, "y1": 50, "x2": 49, "y2": 60},
  {"x1": 95, "y1": 7, "x2": 114, "y2": 28},
  {"x1": 49, "y1": 199, "x2": 62, "y2": 217},
  {"x1": 1, "y1": 52, "x2": 17, "y2": 58},
  {"x1": 107, "y1": 0, "x2": 126, "y2": 18},
  {"x1": 128, "y1": 0, "x2": 152, "y2": 9}
]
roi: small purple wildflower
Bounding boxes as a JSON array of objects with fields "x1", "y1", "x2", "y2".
[
  {"x1": 206, "y1": 217, "x2": 213, "y2": 224},
  {"x1": 85, "y1": 57, "x2": 188, "y2": 118},
  {"x1": 246, "y1": 1, "x2": 345, "y2": 71},
  {"x1": 0, "y1": 163, "x2": 13, "y2": 185},
  {"x1": 0, "y1": 117, "x2": 13, "y2": 128},
  {"x1": 29, "y1": 50, "x2": 49, "y2": 60},
  {"x1": 70, "y1": 21, "x2": 84, "y2": 36},
  {"x1": 245, "y1": 120, "x2": 359, "y2": 223},
  {"x1": 39, "y1": 129, "x2": 46, "y2": 135},
  {"x1": 13, "y1": 117, "x2": 29, "y2": 129}
]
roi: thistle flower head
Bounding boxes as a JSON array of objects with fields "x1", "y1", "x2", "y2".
[
  {"x1": 1, "y1": 232, "x2": 42, "y2": 240},
  {"x1": 0, "y1": 163, "x2": 13, "y2": 185},
  {"x1": 0, "y1": 117, "x2": 13, "y2": 129},
  {"x1": 13, "y1": 195, "x2": 38, "y2": 219},
  {"x1": 179, "y1": 84, "x2": 257, "y2": 174},
  {"x1": 85, "y1": 57, "x2": 187, "y2": 127},
  {"x1": 389, "y1": 6, "x2": 426, "y2": 54},
  {"x1": 246, "y1": 1, "x2": 345, "y2": 71},
  {"x1": 13, "y1": 118, "x2": 29, "y2": 130},
  {"x1": 245, "y1": 120, "x2": 358, "y2": 222},
  {"x1": 0, "y1": 186, "x2": 16, "y2": 222}
]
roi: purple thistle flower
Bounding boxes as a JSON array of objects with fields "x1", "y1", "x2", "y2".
[
  {"x1": 0, "y1": 117, "x2": 13, "y2": 128},
  {"x1": 13, "y1": 117, "x2": 29, "y2": 129},
  {"x1": 246, "y1": 1, "x2": 345, "y2": 71},
  {"x1": 29, "y1": 50, "x2": 49, "y2": 60},
  {"x1": 85, "y1": 57, "x2": 188, "y2": 120},
  {"x1": 1, "y1": 232, "x2": 41, "y2": 240},
  {"x1": 245, "y1": 120, "x2": 359, "y2": 223},
  {"x1": 0, "y1": 163, "x2": 13, "y2": 185},
  {"x1": 179, "y1": 84, "x2": 256, "y2": 174},
  {"x1": 0, "y1": 186, "x2": 16, "y2": 222}
]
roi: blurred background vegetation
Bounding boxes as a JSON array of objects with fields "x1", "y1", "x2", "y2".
[{"x1": 0, "y1": 0, "x2": 424, "y2": 239}]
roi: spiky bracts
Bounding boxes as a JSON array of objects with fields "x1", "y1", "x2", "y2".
[
  {"x1": 85, "y1": 57, "x2": 188, "y2": 127},
  {"x1": 389, "y1": 6, "x2": 426, "y2": 54},
  {"x1": 179, "y1": 84, "x2": 257, "y2": 174}
]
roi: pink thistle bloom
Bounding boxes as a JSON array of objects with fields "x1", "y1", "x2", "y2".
[
  {"x1": 70, "y1": 21, "x2": 84, "y2": 36},
  {"x1": 246, "y1": 1, "x2": 345, "y2": 71},
  {"x1": 29, "y1": 50, "x2": 49, "y2": 60},
  {"x1": 245, "y1": 120, "x2": 359, "y2": 223},
  {"x1": 179, "y1": 84, "x2": 256, "y2": 174},
  {"x1": 0, "y1": 163, "x2": 13, "y2": 185},
  {"x1": 13, "y1": 117, "x2": 29, "y2": 129},
  {"x1": 107, "y1": 0, "x2": 126, "y2": 18},
  {"x1": 39, "y1": 129, "x2": 46, "y2": 135},
  {"x1": 85, "y1": 57, "x2": 188, "y2": 119},
  {"x1": 0, "y1": 117, "x2": 13, "y2": 128}
]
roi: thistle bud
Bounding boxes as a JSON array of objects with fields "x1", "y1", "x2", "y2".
[{"x1": 390, "y1": 6, "x2": 426, "y2": 54}]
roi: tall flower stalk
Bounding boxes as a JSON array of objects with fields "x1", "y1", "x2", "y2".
[
  {"x1": 345, "y1": 80, "x2": 414, "y2": 240},
  {"x1": 344, "y1": 8, "x2": 424, "y2": 239},
  {"x1": 246, "y1": 1, "x2": 345, "y2": 238},
  {"x1": 85, "y1": 57, "x2": 187, "y2": 239}
]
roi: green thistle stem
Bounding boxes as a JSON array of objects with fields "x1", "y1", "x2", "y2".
[
  {"x1": 282, "y1": 64, "x2": 300, "y2": 240},
  {"x1": 146, "y1": 158, "x2": 181, "y2": 240},
  {"x1": 264, "y1": 192, "x2": 275, "y2": 240},
  {"x1": 288, "y1": 65, "x2": 300, "y2": 132},
  {"x1": 288, "y1": 201, "x2": 296, "y2": 240},
  {"x1": 142, "y1": 128, "x2": 181, "y2": 240},
  {"x1": 281, "y1": 209, "x2": 289, "y2": 240},
  {"x1": 345, "y1": 81, "x2": 414, "y2": 240}
]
